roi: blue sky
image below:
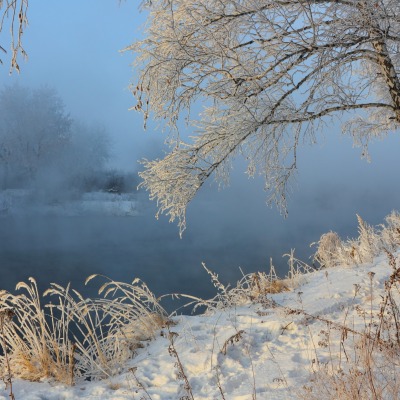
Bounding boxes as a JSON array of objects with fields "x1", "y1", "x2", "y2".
[{"x1": 2, "y1": 1, "x2": 400, "y2": 265}]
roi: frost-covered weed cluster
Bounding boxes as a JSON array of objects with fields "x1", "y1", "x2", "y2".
[
  {"x1": 177, "y1": 256, "x2": 315, "y2": 315},
  {"x1": 313, "y1": 211, "x2": 400, "y2": 268},
  {"x1": 0, "y1": 276, "x2": 167, "y2": 384}
]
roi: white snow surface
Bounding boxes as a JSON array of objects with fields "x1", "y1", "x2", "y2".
[
  {"x1": 0, "y1": 190, "x2": 138, "y2": 217},
  {"x1": 0, "y1": 253, "x2": 397, "y2": 399}
]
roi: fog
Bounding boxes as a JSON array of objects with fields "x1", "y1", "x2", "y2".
[
  {"x1": 1, "y1": 137, "x2": 399, "y2": 312},
  {"x1": 0, "y1": 1, "x2": 400, "y2": 313}
]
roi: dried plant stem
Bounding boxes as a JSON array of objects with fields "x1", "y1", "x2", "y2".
[
  {"x1": 69, "y1": 342, "x2": 76, "y2": 386},
  {"x1": 0, "y1": 309, "x2": 15, "y2": 400},
  {"x1": 129, "y1": 367, "x2": 154, "y2": 400},
  {"x1": 300, "y1": 251, "x2": 400, "y2": 399},
  {"x1": 221, "y1": 330, "x2": 244, "y2": 356},
  {"x1": 244, "y1": 342, "x2": 257, "y2": 400},
  {"x1": 167, "y1": 329, "x2": 194, "y2": 400},
  {"x1": 214, "y1": 366, "x2": 226, "y2": 400}
]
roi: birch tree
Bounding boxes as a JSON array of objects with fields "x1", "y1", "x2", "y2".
[{"x1": 129, "y1": 0, "x2": 400, "y2": 234}]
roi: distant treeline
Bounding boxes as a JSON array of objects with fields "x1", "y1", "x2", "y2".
[{"x1": 0, "y1": 84, "x2": 138, "y2": 200}]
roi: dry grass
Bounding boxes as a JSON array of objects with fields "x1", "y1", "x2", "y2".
[
  {"x1": 177, "y1": 258, "x2": 312, "y2": 315},
  {"x1": 313, "y1": 211, "x2": 400, "y2": 269},
  {"x1": 167, "y1": 327, "x2": 195, "y2": 400},
  {"x1": 0, "y1": 276, "x2": 167, "y2": 384},
  {"x1": 0, "y1": 279, "x2": 78, "y2": 383},
  {"x1": 0, "y1": 308, "x2": 15, "y2": 400}
]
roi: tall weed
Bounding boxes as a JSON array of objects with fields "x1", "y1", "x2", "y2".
[
  {"x1": 313, "y1": 212, "x2": 400, "y2": 268},
  {"x1": 0, "y1": 276, "x2": 167, "y2": 384}
]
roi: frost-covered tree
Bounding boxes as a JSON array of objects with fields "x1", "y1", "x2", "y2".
[
  {"x1": 0, "y1": 84, "x2": 111, "y2": 195},
  {"x1": 0, "y1": 84, "x2": 71, "y2": 187},
  {"x1": 58, "y1": 121, "x2": 111, "y2": 191},
  {"x1": 129, "y1": 0, "x2": 400, "y2": 234}
]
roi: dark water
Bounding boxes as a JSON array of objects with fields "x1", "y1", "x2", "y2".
[
  {"x1": 0, "y1": 212, "x2": 297, "y2": 313},
  {"x1": 1, "y1": 179, "x2": 399, "y2": 314}
]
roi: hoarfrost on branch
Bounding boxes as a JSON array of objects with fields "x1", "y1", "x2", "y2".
[
  {"x1": 0, "y1": 0, "x2": 28, "y2": 73},
  {"x1": 133, "y1": 1, "x2": 399, "y2": 233}
]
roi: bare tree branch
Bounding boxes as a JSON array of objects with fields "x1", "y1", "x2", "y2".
[
  {"x1": 0, "y1": 0, "x2": 28, "y2": 73},
  {"x1": 128, "y1": 0, "x2": 400, "y2": 234}
]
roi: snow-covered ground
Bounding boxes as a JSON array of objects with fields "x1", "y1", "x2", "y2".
[
  {"x1": 0, "y1": 189, "x2": 139, "y2": 217},
  {"x1": 1, "y1": 251, "x2": 398, "y2": 399}
]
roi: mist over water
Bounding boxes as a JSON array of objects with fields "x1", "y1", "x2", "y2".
[
  {"x1": 1, "y1": 156, "x2": 400, "y2": 314},
  {"x1": 1, "y1": 83, "x2": 399, "y2": 313}
]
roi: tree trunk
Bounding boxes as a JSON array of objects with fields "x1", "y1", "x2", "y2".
[
  {"x1": 371, "y1": 38, "x2": 400, "y2": 122},
  {"x1": 358, "y1": 1, "x2": 400, "y2": 122}
]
